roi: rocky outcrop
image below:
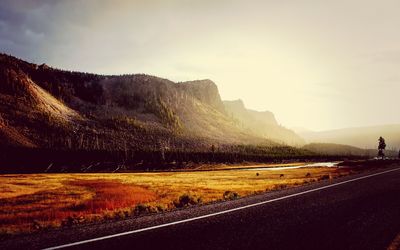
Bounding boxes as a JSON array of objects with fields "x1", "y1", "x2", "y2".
[
  {"x1": 223, "y1": 99, "x2": 305, "y2": 146},
  {"x1": 224, "y1": 99, "x2": 278, "y2": 126},
  {"x1": 178, "y1": 80, "x2": 225, "y2": 113}
]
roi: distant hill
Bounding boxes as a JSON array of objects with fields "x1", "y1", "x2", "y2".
[
  {"x1": 224, "y1": 99, "x2": 305, "y2": 146},
  {"x1": 0, "y1": 53, "x2": 305, "y2": 152},
  {"x1": 297, "y1": 125, "x2": 400, "y2": 150},
  {"x1": 303, "y1": 143, "x2": 398, "y2": 158},
  {"x1": 303, "y1": 143, "x2": 373, "y2": 157}
]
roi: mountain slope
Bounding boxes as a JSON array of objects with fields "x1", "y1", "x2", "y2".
[
  {"x1": 223, "y1": 100, "x2": 305, "y2": 146},
  {"x1": 0, "y1": 53, "x2": 291, "y2": 151}
]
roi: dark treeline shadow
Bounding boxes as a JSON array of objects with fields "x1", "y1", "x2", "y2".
[{"x1": 0, "y1": 146, "x2": 366, "y2": 174}]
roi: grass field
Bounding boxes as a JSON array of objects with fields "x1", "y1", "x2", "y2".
[{"x1": 0, "y1": 166, "x2": 354, "y2": 236}]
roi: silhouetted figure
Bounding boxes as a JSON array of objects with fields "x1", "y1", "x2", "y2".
[
  {"x1": 378, "y1": 136, "x2": 386, "y2": 159},
  {"x1": 398, "y1": 149, "x2": 400, "y2": 159}
]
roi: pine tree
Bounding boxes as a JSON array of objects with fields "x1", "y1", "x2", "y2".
[{"x1": 378, "y1": 136, "x2": 386, "y2": 159}]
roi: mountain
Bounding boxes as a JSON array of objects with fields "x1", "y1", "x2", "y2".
[
  {"x1": 223, "y1": 100, "x2": 305, "y2": 146},
  {"x1": 297, "y1": 125, "x2": 400, "y2": 150},
  {"x1": 302, "y1": 143, "x2": 373, "y2": 157},
  {"x1": 0, "y1": 53, "x2": 303, "y2": 152}
]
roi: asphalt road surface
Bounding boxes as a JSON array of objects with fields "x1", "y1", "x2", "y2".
[{"x1": 2, "y1": 167, "x2": 400, "y2": 250}]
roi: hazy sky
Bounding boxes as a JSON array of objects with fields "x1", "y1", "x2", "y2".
[{"x1": 1, "y1": 0, "x2": 400, "y2": 131}]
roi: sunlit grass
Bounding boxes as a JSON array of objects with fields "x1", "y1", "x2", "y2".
[{"x1": 0, "y1": 167, "x2": 352, "y2": 235}]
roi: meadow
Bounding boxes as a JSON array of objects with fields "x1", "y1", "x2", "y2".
[{"x1": 0, "y1": 166, "x2": 354, "y2": 236}]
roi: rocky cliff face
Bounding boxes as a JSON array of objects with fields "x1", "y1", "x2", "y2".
[
  {"x1": 178, "y1": 79, "x2": 226, "y2": 113},
  {"x1": 224, "y1": 99, "x2": 278, "y2": 126},
  {"x1": 223, "y1": 99, "x2": 305, "y2": 146}
]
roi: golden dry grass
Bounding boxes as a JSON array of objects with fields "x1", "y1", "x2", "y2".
[{"x1": 0, "y1": 166, "x2": 353, "y2": 235}]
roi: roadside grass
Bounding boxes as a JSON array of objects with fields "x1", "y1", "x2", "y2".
[
  {"x1": 0, "y1": 167, "x2": 353, "y2": 236},
  {"x1": 0, "y1": 179, "x2": 156, "y2": 235}
]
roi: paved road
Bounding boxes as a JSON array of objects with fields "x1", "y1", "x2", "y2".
[{"x1": 3, "y1": 167, "x2": 400, "y2": 250}]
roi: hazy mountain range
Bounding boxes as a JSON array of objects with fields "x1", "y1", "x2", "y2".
[{"x1": 295, "y1": 125, "x2": 400, "y2": 151}]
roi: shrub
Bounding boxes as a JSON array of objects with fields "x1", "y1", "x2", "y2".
[
  {"x1": 223, "y1": 191, "x2": 240, "y2": 200},
  {"x1": 270, "y1": 184, "x2": 287, "y2": 191},
  {"x1": 61, "y1": 215, "x2": 85, "y2": 227},
  {"x1": 134, "y1": 203, "x2": 156, "y2": 215},
  {"x1": 280, "y1": 184, "x2": 287, "y2": 189},
  {"x1": 114, "y1": 210, "x2": 127, "y2": 220},
  {"x1": 155, "y1": 204, "x2": 167, "y2": 212},
  {"x1": 305, "y1": 173, "x2": 311, "y2": 177},
  {"x1": 174, "y1": 194, "x2": 202, "y2": 208},
  {"x1": 320, "y1": 175, "x2": 330, "y2": 180}
]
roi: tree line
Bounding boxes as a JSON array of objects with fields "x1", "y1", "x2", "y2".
[{"x1": 0, "y1": 146, "x2": 364, "y2": 174}]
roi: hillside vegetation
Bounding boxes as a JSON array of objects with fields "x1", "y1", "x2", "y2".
[{"x1": 0, "y1": 54, "x2": 275, "y2": 150}]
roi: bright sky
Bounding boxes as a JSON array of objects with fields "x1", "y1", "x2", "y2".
[{"x1": 1, "y1": 0, "x2": 400, "y2": 131}]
